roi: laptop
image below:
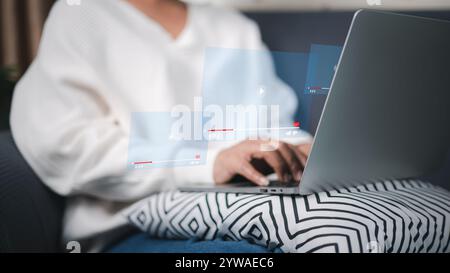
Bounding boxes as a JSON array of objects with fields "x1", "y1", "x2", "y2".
[{"x1": 180, "y1": 10, "x2": 450, "y2": 195}]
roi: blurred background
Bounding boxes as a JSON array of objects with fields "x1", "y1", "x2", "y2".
[{"x1": 1, "y1": 0, "x2": 54, "y2": 130}]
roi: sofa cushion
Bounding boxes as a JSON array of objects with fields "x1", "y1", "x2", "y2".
[
  {"x1": 126, "y1": 180, "x2": 450, "y2": 253},
  {"x1": 0, "y1": 131, "x2": 64, "y2": 252}
]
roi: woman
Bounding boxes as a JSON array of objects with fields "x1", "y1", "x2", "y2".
[{"x1": 10, "y1": 0, "x2": 311, "y2": 252}]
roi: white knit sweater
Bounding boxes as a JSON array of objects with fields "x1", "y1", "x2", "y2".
[{"x1": 10, "y1": 0, "x2": 309, "y2": 252}]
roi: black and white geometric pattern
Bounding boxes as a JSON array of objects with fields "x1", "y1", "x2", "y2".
[{"x1": 126, "y1": 180, "x2": 450, "y2": 253}]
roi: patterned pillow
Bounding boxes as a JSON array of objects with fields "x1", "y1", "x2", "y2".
[{"x1": 125, "y1": 180, "x2": 450, "y2": 253}]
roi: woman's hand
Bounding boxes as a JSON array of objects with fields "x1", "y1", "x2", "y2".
[{"x1": 213, "y1": 140, "x2": 312, "y2": 186}]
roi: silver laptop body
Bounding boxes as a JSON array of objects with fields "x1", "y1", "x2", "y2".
[{"x1": 180, "y1": 10, "x2": 450, "y2": 195}]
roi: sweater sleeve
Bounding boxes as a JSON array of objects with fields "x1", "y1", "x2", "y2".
[{"x1": 177, "y1": 12, "x2": 312, "y2": 185}]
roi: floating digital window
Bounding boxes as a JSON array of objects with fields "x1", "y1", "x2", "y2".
[
  {"x1": 127, "y1": 112, "x2": 208, "y2": 169},
  {"x1": 304, "y1": 44, "x2": 343, "y2": 95}
]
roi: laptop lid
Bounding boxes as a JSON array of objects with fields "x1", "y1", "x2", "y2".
[{"x1": 299, "y1": 10, "x2": 450, "y2": 195}]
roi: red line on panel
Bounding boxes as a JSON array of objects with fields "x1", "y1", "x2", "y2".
[
  {"x1": 208, "y1": 128, "x2": 234, "y2": 132},
  {"x1": 133, "y1": 161, "x2": 153, "y2": 165},
  {"x1": 308, "y1": 86, "x2": 324, "y2": 90}
]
